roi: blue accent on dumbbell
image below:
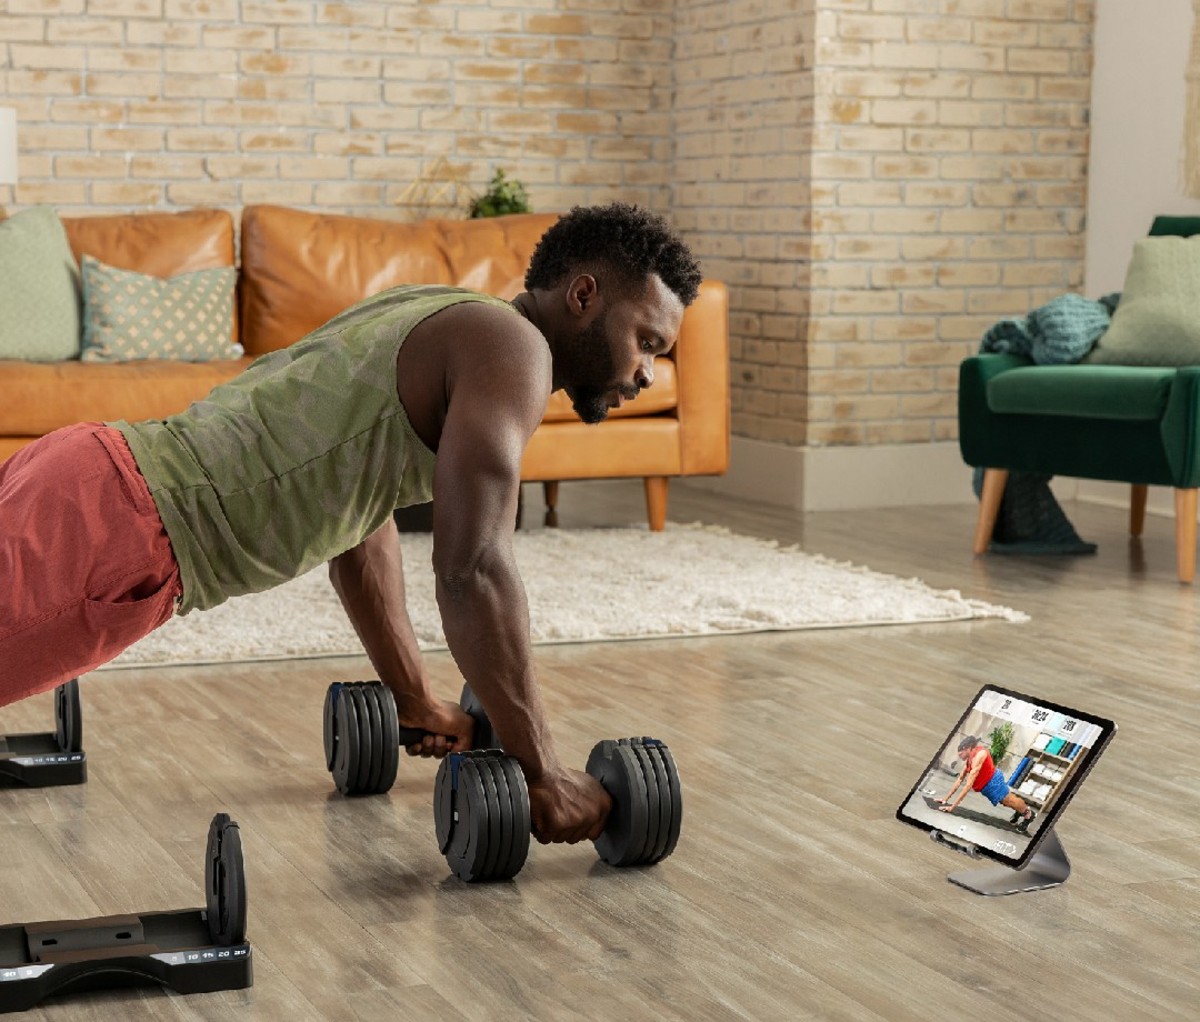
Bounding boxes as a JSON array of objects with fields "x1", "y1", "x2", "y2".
[{"x1": 450, "y1": 752, "x2": 463, "y2": 790}]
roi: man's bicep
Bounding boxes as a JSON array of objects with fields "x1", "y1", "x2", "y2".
[{"x1": 431, "y1": 394, "x2": 535, "y2": 575}]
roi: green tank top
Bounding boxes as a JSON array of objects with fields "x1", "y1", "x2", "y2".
[{"x1": 114, "y1": 284, "x2": 517, "y2": 615}]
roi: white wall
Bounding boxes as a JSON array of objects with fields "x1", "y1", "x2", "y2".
[
  {"x1": 1081, "y1": 0, "x2": 1200, "y2": 518},
  {"x1": 1085, "y1": 0, "x2": 1200, "y2": 296}
]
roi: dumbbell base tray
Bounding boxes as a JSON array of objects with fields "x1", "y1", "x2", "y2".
[
  {"x1": 0, "y1": 908, "x2": 252, "y2": 1014},
  {"x1": 0, "y1": 733, "x2": 87, "y2": 788}
]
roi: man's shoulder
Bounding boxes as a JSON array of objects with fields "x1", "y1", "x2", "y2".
[{"x1": 436, "y1": 299, "x2": 550, "y2": 371}]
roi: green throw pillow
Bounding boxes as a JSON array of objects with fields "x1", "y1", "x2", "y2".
[
  {"x1": 1085, "y1": 235, "x2": 1200, "y2": 366},
  {"x1": 0, "y1": 205, "x2": 82, "y2": 361},
  {"x1": 81, "y1": 254, "x2": 241, "y2": 363}
]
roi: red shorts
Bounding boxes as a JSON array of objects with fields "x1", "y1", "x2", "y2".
[{"x1": 0, "y1": 422, "x2": 181, "y2": 708}]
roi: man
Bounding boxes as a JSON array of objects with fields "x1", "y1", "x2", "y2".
[
  {"x1": 0, "y1": 202, "x2": 703, "y2": 846},
  {"x1": 937, "y1": 735, "x2": 1037, "y2": 831}
]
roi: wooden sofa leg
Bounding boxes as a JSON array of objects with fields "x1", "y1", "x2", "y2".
[
  {"x1": 1174, "y1": 488, "x2": 1198, "y2": 584},
  {"x1": 973, "y1": 468, "x2": 1008, "y2": 555},
  {"x1": 543, "y1": 481, "x2": 559, "y2": 528},
  {"x1": 644, "y1": 476, "x2": 668, "y2": 532},
  {"x1": 1131, "y1": 484, "x2": 1148, "y2": 537}
]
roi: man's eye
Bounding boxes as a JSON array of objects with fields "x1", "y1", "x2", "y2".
[{"x1": 641, "y1": 339, "x2": 653, "y2": 352}]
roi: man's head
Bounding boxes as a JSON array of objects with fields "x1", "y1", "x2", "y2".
[
  {"x1": 956, "y1": 736, "x2": 980, "y2": 760},
  {"x1": 522, "y1": 203, "x2": 702, "y2": 424}
]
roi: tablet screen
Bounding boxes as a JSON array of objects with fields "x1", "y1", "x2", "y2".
[{"x1": 896, "y1": 686, "x2": 1116, "y2": 868}]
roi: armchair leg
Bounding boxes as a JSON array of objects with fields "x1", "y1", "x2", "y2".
[
  {"x1": 973, "y1": 468, "x2": 1009, "y2": 555},
  {"x1": 1131, "y1": 484, "x2": 1148, "y2": 537},
  {"x1": 644, "y1": 476, "x2": 668, "y2": 532},
  {"x1": 543, "y1": 481, "x2": 559, "y2": 528},
  {"x1": 1174, "y1": 488, "x2": 1197, "y2": 584}
]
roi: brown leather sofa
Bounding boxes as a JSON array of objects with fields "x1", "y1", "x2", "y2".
[{"x1": 0, "y1": 205, "x2": 730, "y2": 529}]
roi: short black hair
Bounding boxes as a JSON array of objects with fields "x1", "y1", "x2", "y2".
[
  {"x1": 957, "y1": 736, "x2": 979, "y2": 751},
  {"x1": 524, "y1": 202, "x2": 703, "y2": 307}
]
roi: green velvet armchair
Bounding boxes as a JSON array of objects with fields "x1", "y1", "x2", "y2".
[{"x1": 959, "y1": 217, "x2": 1200, "y2": 584}]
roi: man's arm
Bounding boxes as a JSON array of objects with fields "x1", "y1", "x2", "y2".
[
  {"x1": 328, "y1": 519, "x2": 473, "y2": 754},
  {"x1": 431, "y1": 314, "x2": 610, "y2": 843}
]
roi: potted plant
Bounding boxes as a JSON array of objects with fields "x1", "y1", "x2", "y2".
[{"x1": 468, "y1": 169, "x2": 531, "y2": 218}]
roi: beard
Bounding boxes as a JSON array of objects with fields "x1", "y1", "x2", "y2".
[{"x1": 564, "y1": 312, "x2": 619, "y2": 424}]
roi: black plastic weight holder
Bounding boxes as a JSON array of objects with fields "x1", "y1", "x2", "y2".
[
  {"x1": 0, "y1": 680, "x2": 86, "y2": 789},
  {"x1": 0, "y1": 813, "x2": 252, "y2": 1014}
]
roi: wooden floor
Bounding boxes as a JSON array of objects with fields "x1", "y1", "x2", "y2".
[{"x1": 3, "y1": 480, "x2": 1199, "y2": 1021}]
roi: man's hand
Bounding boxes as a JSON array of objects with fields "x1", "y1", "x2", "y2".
[
  {"x1": 399, "y1": 698, "x2": 475, "y2": 758},
  {"x1": 938, "y1": 804, "x2": 956, "y2": 813},
  {"x1": 527, "y1": 768, "x2": 613, "y2": 844}
]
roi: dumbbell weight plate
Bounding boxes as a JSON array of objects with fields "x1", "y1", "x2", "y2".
[
  {"x1": 346, "y1": 687, "x2": 372, "y2": 794},
  {"x1": 496, "y1": 755, "x2": 531, "y2": 880},
  {"x1": 205, "y1": 813, "x2": 247, "y2": 947},
  {"x1": 436, "y1": 754, "x2": 493, "y2": 882},
  {"x1": 370, "y1": 682, "x2": 401, "y2": 794},
  {"x1": 587, "y1": 740, "x2": 650, "y2": 867},
  {"x1": 55, "y1": 679, "x2": 83, "y2": 754},
  {"x1": 331, "y1": 686, "x2": 361, "y2": 795},
  {"x1": 647, "y1": 740, "x2": 683, "y2": 861},
  {"x1": 351, "y1": 685, "x2": 382, "y2": 794},
  {"x1": 486, "y1": 753, "x2": 531, "y2": 881},
  {"x1": 322, "y1": 684, "x2": 339, "y2": 771},
  {"x1": 626, "y1": 739, "x2": 662, "y2": 865},
  {"x1": 633, "y1": 738, "x2": 672, "y2": 865},
  {"x1": 478, "y1": 756, "x2": 512, "y2": 881},
  {"x1": 476, "y1": 754, "x2": 505, "y2": 880}
]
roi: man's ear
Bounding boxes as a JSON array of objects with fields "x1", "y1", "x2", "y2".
[{"x1": 565, "y1": 273, "x2": 598, "y2": 316}]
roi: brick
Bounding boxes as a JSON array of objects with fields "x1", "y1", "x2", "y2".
[
  {"x1": 91, "y1": 181, "x2": 164, "y2": 204},
  {"x1": 166, "y1": 128, "x2": 237, "y2": 152},
  {"x1": 54, "y1": 155, "x2": 126, "y2": 178},
  {"x1": 91, "y1": 127, "x2": 164, "y2": 151}
]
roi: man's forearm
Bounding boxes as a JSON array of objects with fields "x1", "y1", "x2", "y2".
[
  {"x1": 328, "y1": 520, "x2": 434, "y2": 716},
  {"x1": 436, "y1": 557, "x2": 561, "y2": 783}
]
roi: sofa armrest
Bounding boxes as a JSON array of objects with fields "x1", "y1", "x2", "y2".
[
  {"x1": 958, "y1": 353, "x2": 1031, "y2": 467},
  {"x1": 674, "y1": 279, "x2": 730, "y2": 475},
  {"x1": 1162, "y1": 366, "x2": 1200, "y2": 488}
]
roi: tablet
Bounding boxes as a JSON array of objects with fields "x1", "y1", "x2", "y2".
[{"x1": 896, "y1": 685, "x2": 1116, "y2": 870}]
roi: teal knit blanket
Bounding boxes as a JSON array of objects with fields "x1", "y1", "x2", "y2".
[{"x1": 981, "y1": 292, "x2": 1120, "y2": 364}]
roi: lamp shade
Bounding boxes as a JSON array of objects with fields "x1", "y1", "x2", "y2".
[{"x1": 0, "y1": 108, "x2": 18, "y2": 186}]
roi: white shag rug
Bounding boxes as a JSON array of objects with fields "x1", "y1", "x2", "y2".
[{"x1": 102, "y1": 523, "x2": 1027, "y2": 670}]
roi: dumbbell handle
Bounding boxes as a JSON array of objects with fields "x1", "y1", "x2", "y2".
[{"x1": 396, "y1": 726, "x2": 450, "y2": 747}]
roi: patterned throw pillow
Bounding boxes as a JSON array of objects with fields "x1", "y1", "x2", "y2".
[
  {"x1": 80, "y1": 254, "x2": 242, "y2": 362},
  {"x1": 0, "y1": 205, "x2": 82, "y2": 361}
]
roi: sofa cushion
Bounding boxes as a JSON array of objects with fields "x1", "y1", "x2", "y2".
[
  {"x1": 80, "y1": 255, "x2": 240, "y2": 363},
  {"x1": 62, "y1": 208, "x2": 239, "y2": 343},
  {"x1": 239, "y1": 205, "x2": 558, "y2": 355},
  {"x1": 539, "y1": 357, "x2": 678, "y2": 422},
  {"x1": 1085, "y1": 235, "x2": 1200, "y2": 366},
  {"x1": 0, "y1": 358, "x2": 250, "y2": 436},
  {"x1": 0, "y1": 206, "x2": 81, "y2": 361},
  {"x1": 987, "y1": 365, "x2": 1176, "y2": 421}
]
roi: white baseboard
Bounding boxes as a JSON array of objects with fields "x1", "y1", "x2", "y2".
[
  {"x1": 681, "y1": 437, "x2": 983, "y2": 511},
  {"x1": 1075, "y1": 479, "x2": 1200, "y2": 521}
]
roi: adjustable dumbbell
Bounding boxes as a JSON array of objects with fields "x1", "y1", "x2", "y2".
[
  {"x1": 323, "y1": 681, "x2": 499, "y2": 796},
  {"x1": 435, "y1": 737, "x2": 682, "y2": 882}
]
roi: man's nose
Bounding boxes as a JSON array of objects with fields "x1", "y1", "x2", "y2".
[{"x1": 635, "y1": 360, "x2": 654, "y2": 390}]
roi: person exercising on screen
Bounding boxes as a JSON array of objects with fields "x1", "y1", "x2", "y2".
[
  {"x1": 937, "y1": 735, "x2": 1037, "y2": 831},
  {"x1": 0, "y1": 203, "x2": 702, "y2": 847}
]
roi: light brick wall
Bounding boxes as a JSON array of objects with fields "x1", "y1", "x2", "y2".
[
  {"x1": 672, "y1": 0, "x2": 817, "y2": 447},
  {"x1": 0, "y1": 0, "x2": 673, "y2": 217},
  {"x1": 1, "y1": 0, "x2": 1096, "y2": 452},
  {"x1": 806, "y1": 0, "x2": 1094, "y2": 446}
]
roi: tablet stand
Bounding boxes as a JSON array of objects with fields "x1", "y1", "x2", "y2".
[{"x1": 935, "y1": 827, "x2": 1071, "y2": 895}]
